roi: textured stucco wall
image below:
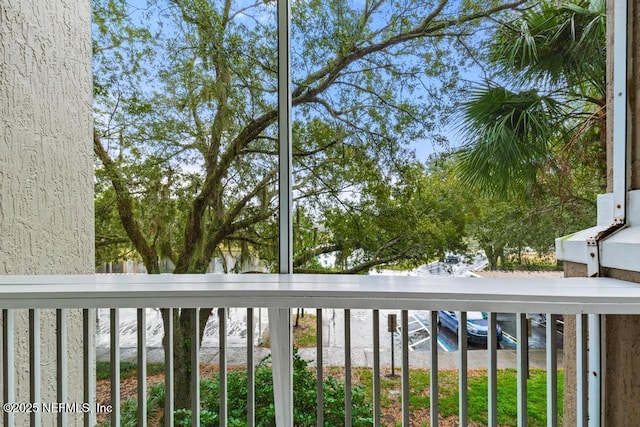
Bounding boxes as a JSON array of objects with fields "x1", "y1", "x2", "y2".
[
  {"x1": 561, "y1": 261, "x2": 586, "y2": 427},
  {"x1": 0, "y1": 0, "x2": 93, "y2": 426}
]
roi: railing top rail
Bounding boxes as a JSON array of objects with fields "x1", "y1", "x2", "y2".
[{"x1": 0, "y1": 274, "x2": 637, "y2": 313}]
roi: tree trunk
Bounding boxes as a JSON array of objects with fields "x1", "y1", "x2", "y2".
[
  {"x1": 161, "y1": 307, "x2": 215, "y2": 417},
  {"x1": 483, "y1": 246, "x2": 498, "y2": 270}
]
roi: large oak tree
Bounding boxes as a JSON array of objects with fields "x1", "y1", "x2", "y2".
[{"x1": 92, "y1": 0, "x2": 527, "y2": 412}]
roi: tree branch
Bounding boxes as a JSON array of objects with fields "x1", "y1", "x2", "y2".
[
  {"x1": 293, "y1": 244, "x2": 342, "y2": 268},
  {"x1": 94, "y1": 131, "x2": 160, "y2": 273}
]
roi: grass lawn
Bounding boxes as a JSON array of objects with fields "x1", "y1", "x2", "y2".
[
  {"x1": 96, "y1": 360, "x2": 165, "y2": 381},
  {"x1": 98, "y1": 358, "x2": 562, "y2": 426},
  {"x1": 259, "y1": 312, "x2": 318, "y2": 348},
  {"x1": 347, "y1": 366, "x2": 563, "y2": 426}
]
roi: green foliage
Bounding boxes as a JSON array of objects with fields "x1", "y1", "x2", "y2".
[
  {"x1": 108, "y1": 363, "x2": 563, "y2": 426},
  {"x1": 461, "y1": 187, "x2": 596, "y2": 270},
  {"x1": 92, "y1": 0, "x2": 527, "y2": 276},
  {"x1": 488, "y1": 0, "x2": 605, "y2": 90},
  {"x1": 96, "y1": 361, "x2": 165, "y2": 381},
  {"x1": 456, "y1": 0, "x2": 606, "y2": 197},
  {"x1": 92, "y1": 0, "x2": 535, "y2": 412},
  {"x1": 452, "y1": 0, "x2": 606, "y2": 263},
  {"x1": 456, "y1": 86, "x2": 563, "y2": 194},
  {"x1": 117, "y1": 352, "x2": 373, "y2": 426}
]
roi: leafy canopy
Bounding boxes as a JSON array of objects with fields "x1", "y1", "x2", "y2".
[{"x1": 93, "y1": 0, "x2": 526, "y2": 274}]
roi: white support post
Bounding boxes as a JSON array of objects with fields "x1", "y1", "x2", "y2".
[
  {"x1": 273, "y1": 0, "x2": 293, "y2": 422},
  {"x1": 277, "y1": 0, "x2": 292, "y2": 275},
  {"x1": 612, "y1": 0, "x2": 629, "y2": 223},
  {"x1": 269, "y1": 308, "x2": 293, "y2": 426}
]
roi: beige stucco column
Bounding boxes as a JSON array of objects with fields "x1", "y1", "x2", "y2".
[{"x1": 0, "y1": 0, "x2": 94, "y2": 426}]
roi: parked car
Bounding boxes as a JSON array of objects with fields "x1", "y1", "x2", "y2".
[
  {"x1": 437, "y1": 310, "x2": 503, "y2": 344},
  {"x1": 445, "y1": 255, "x2": 460, "y2": 264},
  {"x1": 531, "y1": 313, "x2": 564, "y2": 332}
]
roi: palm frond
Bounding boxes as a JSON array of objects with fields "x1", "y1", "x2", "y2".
[
  {"x1": 455, "y1": 84, "x2": 563, "y2": 195},
  {"x1": 489, "y1": 0, "x2": 605, "y2": 91}
]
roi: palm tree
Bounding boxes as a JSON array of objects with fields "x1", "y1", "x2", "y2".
[{"x1": 455, "y1": 0, "x2": 606, "y2": 195}]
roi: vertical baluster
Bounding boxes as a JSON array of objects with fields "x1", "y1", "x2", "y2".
[
  {"x1": 430, "y1": 310, "x2": 438, "y2": 427},
  {"x1": 110, "y1": 309, "x2": 120, "y2": 427},
  {"x1": 458, "y1": 311, "x2": 468, "y2": 427},
  {"x1": 517, "y1": 313, "x2": 528, "y2": 427},
  {"x1": 588, "y1": 314, "x2": 602, "y2": 427},
  {"x1": 219, "y1": 308, "x2": 228, "y2": 426},
  {"x1": 546, "y1": 314, "x2": 558, "y2": 427},
  {"x1": 487, "y1": 312, "x2": 497, "y2": 427},
  {"x1": 84, "y1": 309, "x2": 96, "y2": 427},
  {"x1": 345, "y1": 309, "x2": 352, "y2": 427},
  {"x1": 164, "y1": 308, "x2": 174, "y2": 427},
  {"x1": 3, "y1": 310, "x2": 15, "y2": 427},
  {"x1": 137, "y1": 309, "x2": 147, "y2": 427},
  {"x1": 576, "y1": 314, "x2": 588, "y2": 427},
  {"x1": 372, "y1": 310, "x2": 381, "y2": 427},
  {"x1": 191, "y1": 308, "x2": 200, "y2": 426},
  {"x1": 29, "y1": 309, "x2": 41, "y2": 426},
  {"x1": 57, "y1": 309, "x2": 68, "y2": 427},
  {"x1": 401, "y1": 310, "x2": 410, "y2": 426},
  {"x1": 248, "y1": 308, "x2": 255, "y2": 427},
  {"x1": 316, "y1": 308, "x2": 324, "y2": 427}
]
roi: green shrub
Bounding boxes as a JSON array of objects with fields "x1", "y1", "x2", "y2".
[{"x1": 119, "y1": 350, "x2": 373, "y2": 426}]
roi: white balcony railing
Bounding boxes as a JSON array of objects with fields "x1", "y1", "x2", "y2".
[{"x1": 2, "y1": 274, "x2": 639, "y2": 426}]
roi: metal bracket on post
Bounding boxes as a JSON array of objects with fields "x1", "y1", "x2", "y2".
[
  {"x1": 586, "y1": 238, "x2": 600, "y2": 277},
  {"x1": 586, "y1": 221, "x2": 626, "y2": 278}
]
